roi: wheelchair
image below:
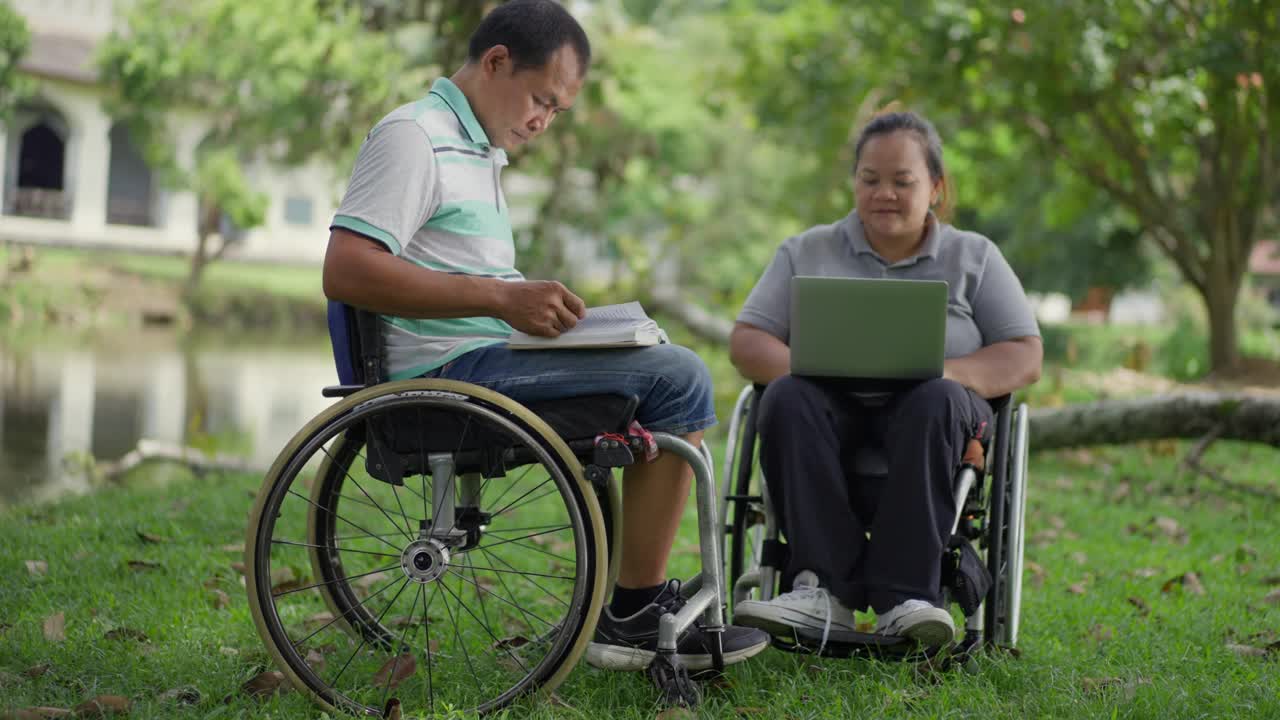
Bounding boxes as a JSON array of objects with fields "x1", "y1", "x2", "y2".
[
  {"x1": 718, "y1": 382, "x2": 1030, "y2": 658},
  {"x1": 243, "y1": 303, "x2": 727, "y2": 716}
]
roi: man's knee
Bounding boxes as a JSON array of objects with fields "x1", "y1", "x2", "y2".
[{"x1": 757, "y1": 375, "x2": 826, "y2": 432}]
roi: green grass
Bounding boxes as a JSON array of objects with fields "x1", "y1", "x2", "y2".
[{"x1": 3, "y1": 439, "x2": 1279, "y2": 719}]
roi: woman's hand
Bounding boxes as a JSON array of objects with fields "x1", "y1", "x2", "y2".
[{"x1": 943, "y1": 336, "x2": 1043, "y2": 398}]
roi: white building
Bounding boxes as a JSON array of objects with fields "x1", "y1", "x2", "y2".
[{"x1": 0, "y1": 0, "x2": 340, "y2": 264}]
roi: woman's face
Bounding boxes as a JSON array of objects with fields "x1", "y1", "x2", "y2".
[{"x1": 854, "y1": 131, "x2": 941, "y2": 245}]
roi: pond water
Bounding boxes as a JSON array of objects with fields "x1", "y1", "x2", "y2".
[{"x1": 0, "y1": 331, "x2": 339, "y2": 507}]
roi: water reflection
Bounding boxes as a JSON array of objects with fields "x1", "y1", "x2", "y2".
[{"x1": 0, "y1": 337, "x2": 337, "y2": 506}]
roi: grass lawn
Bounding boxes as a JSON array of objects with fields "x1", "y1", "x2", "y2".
[{"x1": 2, "y1": 437, "x2": 1279, "y2": 719}]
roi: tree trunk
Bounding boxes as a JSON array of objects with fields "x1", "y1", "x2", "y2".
[
  {"x1": 1200, "y1": 254, "x2": 1243, "y2": 375},
  {"x1": 186, "y1": 200, "x2": 221, "y2": 296},
  {"x1": 1029, "y1": 392, "x2": 1280, "y2": 450}
]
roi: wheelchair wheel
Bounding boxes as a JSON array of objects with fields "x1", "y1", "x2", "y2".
[
  {"x1": 984, "y1": 402, "x2": 1029, "y2": 647},
  {"x1": 722, "y1": 387, "x2": 766, "y2": 610},
  {"x1": 246, "y1": 380, "x2": 608, "y2": 717}
]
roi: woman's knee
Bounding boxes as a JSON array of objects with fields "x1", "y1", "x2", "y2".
[{"x1": 895, "y1": 377, "x2": 971, "y2": 416}]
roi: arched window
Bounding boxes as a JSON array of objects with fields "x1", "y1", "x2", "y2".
[
  {"x1": 106, "y1": 122, "x2": 157, "y2": 226},
  {"x1": 6, "y1": 108, "x2": 71, "y2": 219}
]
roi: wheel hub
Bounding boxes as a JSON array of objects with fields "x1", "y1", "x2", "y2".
[{"x1": 400, "y1": 538, "x2": 450, "y2": 583}]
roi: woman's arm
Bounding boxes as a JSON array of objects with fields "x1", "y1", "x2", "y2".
[
  {"x1": 729, "y1": 322, "x2": 792, "y2": 385},
  {"x1": 944, "y1": 335, "x2": 1043, "y2": 399}
]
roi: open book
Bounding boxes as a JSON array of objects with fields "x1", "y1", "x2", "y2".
[{"x1": 507, "y1": 301, "x2": 669, "y2": 350}]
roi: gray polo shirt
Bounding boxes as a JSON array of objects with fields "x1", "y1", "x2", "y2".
[{"x1": 738, "y1": 210, "x2": 1040, "y2": 358}]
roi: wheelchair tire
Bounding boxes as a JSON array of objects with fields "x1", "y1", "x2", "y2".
[
  {"x1": 246, "y1": 379, "x2": 609, "y2": 717},
  {"x1": 724, "y1": 388, "x2": 764, "y2": 610},
  {"x1": 983, "y1": 402, "x2": 1029, "y2": 647}
]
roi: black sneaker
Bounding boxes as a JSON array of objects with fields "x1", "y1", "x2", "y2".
[{"x1": 584, "y1": 580, "x2": 770, "y2": 671}]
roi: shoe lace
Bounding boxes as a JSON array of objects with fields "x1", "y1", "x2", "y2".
[{"x1": 779, "y1": 585, "x2": 834, "y2": 654}]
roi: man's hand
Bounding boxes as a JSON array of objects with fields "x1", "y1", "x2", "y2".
[{"x1": 496, "y1": 280, "x2": 587, "y2": 337}]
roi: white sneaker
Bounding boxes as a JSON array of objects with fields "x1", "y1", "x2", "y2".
[
  {"x1": 874, "y1": 599, "x2": 955, "y2": 647},
  {"x1": 733, "y1": 570, "x2": 857, "y2": 643}
]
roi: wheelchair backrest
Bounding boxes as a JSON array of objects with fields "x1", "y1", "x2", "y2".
[{"x1": 327, "y1": 300, "x2": 384, "y2": 386}]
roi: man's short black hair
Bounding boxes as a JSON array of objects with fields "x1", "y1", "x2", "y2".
[{"x1": 468, "y1": 0, "x2": 591, "y2": 77}]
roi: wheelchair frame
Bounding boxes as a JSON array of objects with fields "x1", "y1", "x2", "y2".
[
  {"x1": 242, "y1": 302, "x2": 728, "y2": 716},
  {"x1": 718, "y1": 383, "x2": 1030, "y2": 653}
]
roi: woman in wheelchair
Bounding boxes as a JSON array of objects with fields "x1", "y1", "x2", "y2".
[{"x1": 727, "y1": 111, "x2": 1042, "y2": 649}]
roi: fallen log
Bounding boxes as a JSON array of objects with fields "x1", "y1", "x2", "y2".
[
  {"x1": 1028, "y1": 392, "x2": 1280, "y2": 450},
  {"x1": 98, "y1": 439, "x2": 264, "y2": 480}
]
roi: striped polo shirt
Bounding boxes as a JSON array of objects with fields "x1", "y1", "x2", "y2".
[{"x1": 331, "y1": 78, "x2": 520, "y2": 380}]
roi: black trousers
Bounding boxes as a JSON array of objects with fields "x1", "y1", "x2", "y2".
[{"x1": 756, "y1": 375, "x2": 994, "y2": 613}]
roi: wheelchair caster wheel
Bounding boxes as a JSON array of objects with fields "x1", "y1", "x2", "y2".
[{"x1": 648, "y1": 653, "x2": 701, "y2": 708}]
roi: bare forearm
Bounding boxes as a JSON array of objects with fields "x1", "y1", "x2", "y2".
[
  {"x1": 729, "y1": 323, "x2": 791, "y2": 385},
  {"x1": 944, "y1": 337, "x2": 1043, "y2": 399},
  {"x1": 322, "y1": 229, "x2": 503, "y2": 319}
]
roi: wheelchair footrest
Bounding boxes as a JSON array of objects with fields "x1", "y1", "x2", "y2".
[{"x1": 771, "y1": 627, "x2": 938, "y2": 660}]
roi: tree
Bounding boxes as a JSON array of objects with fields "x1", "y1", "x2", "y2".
[
  {"x1": 871, "y1": 0, "x2": 1278, "y2": 374},
  {"x1": 0, "y1": 2, "x2": 34, "y2": 120},
  {"x1": 97, "y1": 0, "x2": 419, "y2": 292}
]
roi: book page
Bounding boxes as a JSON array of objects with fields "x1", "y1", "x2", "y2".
[{"x1": 570, "y1": 302, "x2": 650, "y2": 335}]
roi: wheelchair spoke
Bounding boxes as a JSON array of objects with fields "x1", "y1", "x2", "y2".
[
  {"x1": 273, "y1": 563, "x2": 401, "y2": 599},
  {"x1": 379, "y1": 579, "x2": 423, "y2": 711},
  {"x1": 438, "y1": 573, "x2": 533, "y2": 679},
  {"x1": 489, "y1": 478, "x2": 557, "y2": 521},
  {"x1": 436, "y1": 572, "x2": 487, "y2": 699},
  {"x1": 473, "y1": 533, "x2": 576, "y2": 565},
  {"x1": 329, "y1": 576, "x2": 413, "y2": 690},
  {"x1": 482, "y1": 523, "x2": 575, "y2": 535},
  {"x1": 287, "y1": 488, "x2": 404, "y2": 554},
  {"x1": 448, "y1": 562, "x2": 575, "y2": 582},
  {"x1": 478, "y1": 543, "x2": 573, "y2": 604},
  {"x1": 447, "y1": 567, "x2": 559, "y2": 631},
  {"x1": 271, "y1": 538, "x2": 401, "y2": 560},
  {"x1": 419, "y1": 583, "x2": 435, "y2": 715},
  {"x1": 476, "y1": 545, "x2": 556, "y2": 640},
  {"x1": 319, "y1": 443, "x2": 415, "y2": 543},
  {"x1": 479, "y1": 462, "x2": 536, "y2": 519},
  {"x1": 290, "y1": 573, "x2": 405, "y2": 650}
]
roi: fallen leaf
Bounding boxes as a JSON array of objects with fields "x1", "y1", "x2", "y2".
[
  {"x1": 354, "y1": 571, "x2": 388, "y2": 591},
  {"x1": 230, "y1": 562, "x2": 247, "y2": 575},
  {"x1": 1153, "y1": 516, "x2": 1182, "y2": 537},
  {"x1": 25, "y1": 560, "x2": 48, "y2": 576},
  {"x1": 219, "y1": 647, "x2": 239, "y2": 657},
  {"x1": 1161, "y1": 572, "x2": 1206, "y2": 595},
  {"x1": 241, "y1": 670, "x2": 287, "y2": 698},
  {"x1": 104, "y1": 627, "x2": 149, "y2": 642},
  {"x1": 1127, "y1": 596, "x2": 1150, "y2": 616},
  {"x1": 159, "y1": 686, "x2": 201, "y2": 705},
  {"x1": 1226, "y1": 642, "x2": 1268, "y2": 657},
  {"x1": 72, "y1": 695, "x2": 129, "y2": 717},
  {"x1": 137, "y1": 530, "x2": 169, "y2": 544},
  {"x1": 1237, "y1": 564, "x2": 1253, "y2": 576},
  {"x1": 1132, "y1": 567, "x2": 1160, "y2": 578},
  {"x1": 1262, "y1": 575, "x2": 1280, "y2": 586},
  {"x1": 372, "y1": 653, "x2": 416, "y2": 689},
  {"x1": 1067, "y1": 583, "x2": 1087, "y2": 596},
  {"x1": 492, "y1": 636, "x2": 531, "y2": 651},
  {"x1": 23, "y1": 663, "x2": 51, "y2": 678},
  {"x1": 126, "y1": 560, "x2": 161, "y2": 571},
  {"x1": 270, "y1": 566, "x2": 297, "y2": 587},
  {"x1": 1088, "y1": 624, "x2": 1114, "y2": 642},
  {"x1": 211, "y1": 589, "x2": 231, "y2": 609},
  {"x1": 303, "y1": 612, "x2": 335, "y2": 627},
  {"x1": 1071, "y1": 552, "x2": 1088, "y2": 566},
  {"x1": 220, "y1": 544, "x2": 244, "y2": 553},
  {"x1": 43, "y1": 612, "x2": 66, "y2": 642},
  {"x1": 305, "y1": 649, "x2": 327, "y2": 673},
  {"x1": 1264, "y1": 588, "x2": 1280, "y2": 606}
]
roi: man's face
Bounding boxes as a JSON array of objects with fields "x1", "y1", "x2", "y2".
[{"x1": 478, "y1": 44, "x2": 583, "y2": 151}]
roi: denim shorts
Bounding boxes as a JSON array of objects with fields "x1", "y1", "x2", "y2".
[{"x1": 420, "y1": 343, "x2": 717, "y2": 435}]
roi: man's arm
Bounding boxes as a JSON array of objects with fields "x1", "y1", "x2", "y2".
[
  {"x1": 943, "y1": 335, "x2": 1042, "y2": 399},
  {"x1": 322, "y1": 229, "x2": 586, "y2": 337},
  {"x1": 729, "y1": 322, "x2": 791, "y2": 385}
]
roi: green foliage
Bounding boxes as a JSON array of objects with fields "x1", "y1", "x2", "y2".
[
  {"x1": 96, "y1": 0, "x2": 421, "y2": 281},
  {"x1": 0, "y1": 1, "x2": 32, "y2": 120}
]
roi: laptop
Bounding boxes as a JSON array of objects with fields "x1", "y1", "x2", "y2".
[{"x1": 789, "y1": 277, "x2": 948, "y2": 387}]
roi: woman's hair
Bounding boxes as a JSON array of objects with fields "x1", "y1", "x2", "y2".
[{"x1": 852, "y1": 110, "x2": 952, "y2": 219}]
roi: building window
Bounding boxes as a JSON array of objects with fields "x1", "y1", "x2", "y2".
[{"x1": 283, "y1": 195, "x2": 313, "y2": 226}]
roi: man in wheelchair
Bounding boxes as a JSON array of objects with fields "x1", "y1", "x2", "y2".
[
  {"x1": 728, "y1": 111, "x2": 1042, "y2": 649},
  {"x1": 322, "y1": 0, "x2": 767, "y2": 677}
]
